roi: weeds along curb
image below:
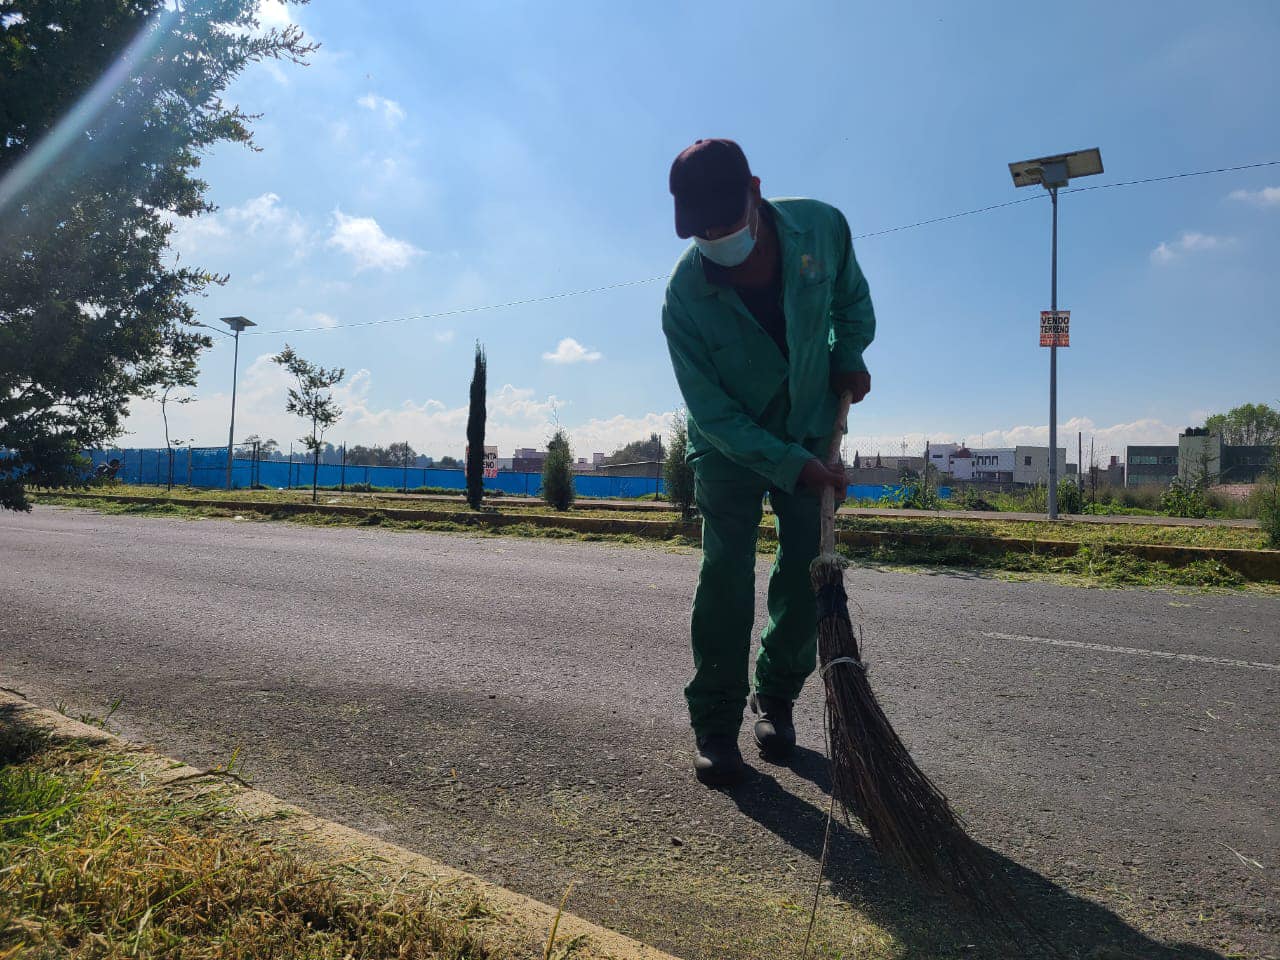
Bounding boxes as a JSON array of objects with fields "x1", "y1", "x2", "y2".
[
  {"x1": 831, "y1": 529, "x2": 1280, "y2": 581},
  {"x1": 0, "y1": 690, "x2": 682, "y2": 960},
  {"x1": 40, "y1": 492, "x2": 1280, "y2": 582},
  {"x1": 44, "y1": 491, "x2": 703, "y2": 540}
]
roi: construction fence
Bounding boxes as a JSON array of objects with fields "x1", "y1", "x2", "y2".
[
  {"x1": 87, "y1": 447, "x2": 669, "y2": 499},
  {"x1": 85, "y1": 447, "x2": 952, "y2": 504}
]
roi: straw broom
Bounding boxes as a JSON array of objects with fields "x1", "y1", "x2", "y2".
[{"x1": 811, "y1": 392, "x2": 1023, "y2": 923}]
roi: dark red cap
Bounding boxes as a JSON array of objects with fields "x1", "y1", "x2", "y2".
[{"x1": 669, "y1": 138, "x2": 752, "y2": 239}]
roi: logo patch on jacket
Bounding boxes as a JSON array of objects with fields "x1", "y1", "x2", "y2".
[{"x1": 799, "y1": 254, "x2": 824, "y2": 281}]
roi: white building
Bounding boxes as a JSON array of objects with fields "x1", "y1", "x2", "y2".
[
  {"x1": 1013, "y1": 445, "x2": 1069, "y2": 486},
  {"x1": 948, "y1": 446, "x2": 975, "y2": 480},
  {"x1": 924, "y1": 442, "x2": 959, "y2": 475},
  {"x1": 970, "y1": 448, "x2": 1015, "y2": 482}
]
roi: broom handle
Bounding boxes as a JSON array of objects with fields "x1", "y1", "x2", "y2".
[{"x1": 820, "y1": 391, "x2": 855, "y2": 556}]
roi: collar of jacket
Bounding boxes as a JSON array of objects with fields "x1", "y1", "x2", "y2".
[{"x1": 690, "y1": 199, "x2": 811, "y2": 300}]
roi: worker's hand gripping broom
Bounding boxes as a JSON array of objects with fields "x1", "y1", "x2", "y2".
[{"x1": 811, "y1": 392, "x2": 1023, "y2": 924}]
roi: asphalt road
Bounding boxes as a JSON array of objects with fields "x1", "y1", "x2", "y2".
[{"x1": 2, "y1": 506, "x2": 1276, "y2": 959}]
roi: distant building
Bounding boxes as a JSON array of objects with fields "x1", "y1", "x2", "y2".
[
  {"x1": 592, "y1": 452, "x2": 606, "y2": 465},
  {"x1": 877, "y1": 455, "x2": 924, "y2": 473},
  {"x1": 948, "y1": 446, "x2": 974, "y2": 480},
  {"x1": 1126, "y1": 428, "x2": 1276, "y2": 486},
  {"x1": 1222, "y1": 445, "x2": 1276, "y2": 483},
  {"x1": 1177, "y1": 429, "x2": 1275, "y2": 485},
  {"x1": 1013, "y1": 445, "x2": 1068, "y2": 486},
  {"x1": 513, "y1": 449, "x2": 547, "y2": 473},
  {"x1": 1086, "y1": 455, "x2": 1125, "y2": 488},
  {"x1": 924, "y1": 442, "x2": 959, "y2": 475},
  {"x1": 969, "y1": 448, "x2": 1014, "y2": 483},
  {"x1": 1126, "y1": 445, "x2": 1178, "y2": 486},
  {"x1": 595, "y1": 460, "x2": 662, "y2": 478},
  {"x1": 1178, "y1": 429, "x2": 1220, "y2": 483}
]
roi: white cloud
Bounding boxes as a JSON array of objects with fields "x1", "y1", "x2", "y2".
[
  {"x1": 1150, "y1": 231, "x2": 1234, "y2": 264},
  {"x1": 261, "y1": 61, "x2": 290, "y2": 85},
  {"x1": 166, "y1": 193, "x2": 310, "y2": 261},
  {"x1": 121, "y1": 360, "x2": 1190, "y2": 469},
  {"x1": 357, "y1": 93, "x2": 406, "y2": 125},
  {"x1": 286, "y1": 309, "x2": 338, "y2": 330},
  {"x1": 844, "y1": 417, "x2": 1186, "y2": 465},
  {"x1": 255, "y1": 0, "x2": 294, "y2": 30},
  {"x1": 491, "y1": 384, "x2": 563, "y2": 421},
  {"x1": 328, "y1": 210, "x2": 423, "y2": 272},
  {"x1": 1228, "y1": 186, "x2": 1280, "y2": 208},
  {"x1": 121, "y1": 361, "x2": 669, "y2": 460},
  {"x1": 433, "y1": 330, "x2": 456, "y2": 343},
  {"x1": 542, "y1": 337, "x2": 603, "y2": 364}
]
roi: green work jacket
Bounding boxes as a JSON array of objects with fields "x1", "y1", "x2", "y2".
[{"x1": 661, "y1": 197, "x2": 876, "y2": 493}]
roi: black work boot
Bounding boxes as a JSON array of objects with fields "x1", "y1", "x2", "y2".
[
  {"x1": 749, "y1": 692, "x2": 796, "y2": 761},
  {"x1": 693, "y1": 734, "x2": 746, "y2": 787}
]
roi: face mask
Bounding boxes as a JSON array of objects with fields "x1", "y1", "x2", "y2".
[{"x1": 695, "y1": 204, "x2": 757, "y2": 267}]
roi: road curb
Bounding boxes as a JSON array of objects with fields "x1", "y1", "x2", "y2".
[
  {"x1": 39, "y1": 492, "x2": 1280, "y2": 582},
  {"x1": 0, "y1": 690, "x2": 684, "y2": 960}
]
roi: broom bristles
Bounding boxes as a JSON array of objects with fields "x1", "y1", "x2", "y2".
[{"x1": 811, "y1": 554, "x2": 1028, "y2": 934}]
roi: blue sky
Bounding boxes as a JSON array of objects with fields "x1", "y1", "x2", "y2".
[{"x1": 126, "y1": 0, "x2": 1280, "y2": 462}]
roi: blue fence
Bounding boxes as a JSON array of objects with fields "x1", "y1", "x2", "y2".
[
  {"x1": 86, "y1": 448, "x2": 950, "y2": 503},
  {"x1": 88, "y1": 448, "x2": 667, "y2": 499},
  {"x1": 849, "y1": 483, "x2": 952, "y2": 503}
]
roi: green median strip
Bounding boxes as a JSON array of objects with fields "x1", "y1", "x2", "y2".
[{"x1": 34, "y1": 491, "x2": 1280, "y2": 586}]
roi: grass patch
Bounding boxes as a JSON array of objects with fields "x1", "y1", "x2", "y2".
[
  {"x1": 0, "y1": 709, "x2": 506, "y2": 959},
  {"x1": 35, "y1": 493, "x2": 1276, "y2": 592},
  {"x1": 834, "y1": 514, "x2": 1266, "y2": 550},
  {"x1": 839, "y1": 540, "x2": 1252, "y2": 590},
  {"x1": 44, "y1": 485, "x2": 677, "y2": 523}
]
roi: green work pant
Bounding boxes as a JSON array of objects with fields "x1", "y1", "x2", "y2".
[{"x1": 684, "y1": 448, "x2": 825, "y2": 737}]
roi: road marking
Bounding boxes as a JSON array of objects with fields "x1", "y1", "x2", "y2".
[{"x1": 980, "y1": 632, "x2": 1280, "y2": 673}]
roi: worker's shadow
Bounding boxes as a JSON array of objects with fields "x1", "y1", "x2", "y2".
[{"x1": 730, "y1": 748, "x2": 1229, "y2": 960}]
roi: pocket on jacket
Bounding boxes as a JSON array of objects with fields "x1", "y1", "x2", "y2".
[
  {"x1": 710, "y1": 341, "x2": 787, "y2": 419},
  {"x1": 794, "y1": 273, "x2": 832, "y2": 319}
]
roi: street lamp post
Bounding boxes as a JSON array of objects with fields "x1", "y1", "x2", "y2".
[
  {"x1": 218, "y1": 316, "x2": 255, "y2": 489},
  {"x1": 1009, "y1": 148, "x2": 1103, "y2": 519}
]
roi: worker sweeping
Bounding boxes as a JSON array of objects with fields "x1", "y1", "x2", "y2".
[
  {"x1": 661, "y1": 138, "x2": 875, "y2": 786},
  {"x1": 663, "y1": 142, "x2": 1031, "y2": 938}
]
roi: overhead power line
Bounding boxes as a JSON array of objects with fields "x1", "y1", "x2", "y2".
[
  {"x1": 247, "y1": 157, "x2": 1280, "y2": 337},
  {"x1": 252, "y1": 275, "x2": 666, "y2": 336}
]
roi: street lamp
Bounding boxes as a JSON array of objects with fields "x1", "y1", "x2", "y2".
[
  {"x1": 218, "y1": 316, "x2": 255, "y2": 489},
  {"x1": 1009, "y1": 147, "x2": 1103, "y2": 519}
]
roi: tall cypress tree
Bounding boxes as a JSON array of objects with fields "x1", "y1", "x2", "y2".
[{"x1": 466, "y1": 342, "x2": 486, "y2": 509}]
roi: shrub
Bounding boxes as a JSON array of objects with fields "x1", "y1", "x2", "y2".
[
  {"x1": 1258, "y1": 453, "x2": 1280, "y2": 548},
  {"x1": 1056, "y1": 478, "x2": 1083, "y2": 514},
  {"x1": 900, "y1": 482, "x2": 942, "y2": 510},
  {"x1": 1119, "y1": 486, "x2": 1164, "y2": 511},
  {"x1": 1160, "y1": 476, "x2": 1208, "y2": 519},
  {"x1": 541, "y1": 428, "x2": 575, "y2": 511},
  {"x1": 1023, "y1": 484, "x2": 1048, "y2": 514},
  {"x1": 663, "y1": 410, "x2": 696, "y2": 520}
]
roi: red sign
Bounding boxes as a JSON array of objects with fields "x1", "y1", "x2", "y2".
[
  {"x1": 466, "y1": 445, "x2": 499, "y2": 479},
  {"x1": 1040, "y1": 310, "x2": 1070, "y2": 347}
]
